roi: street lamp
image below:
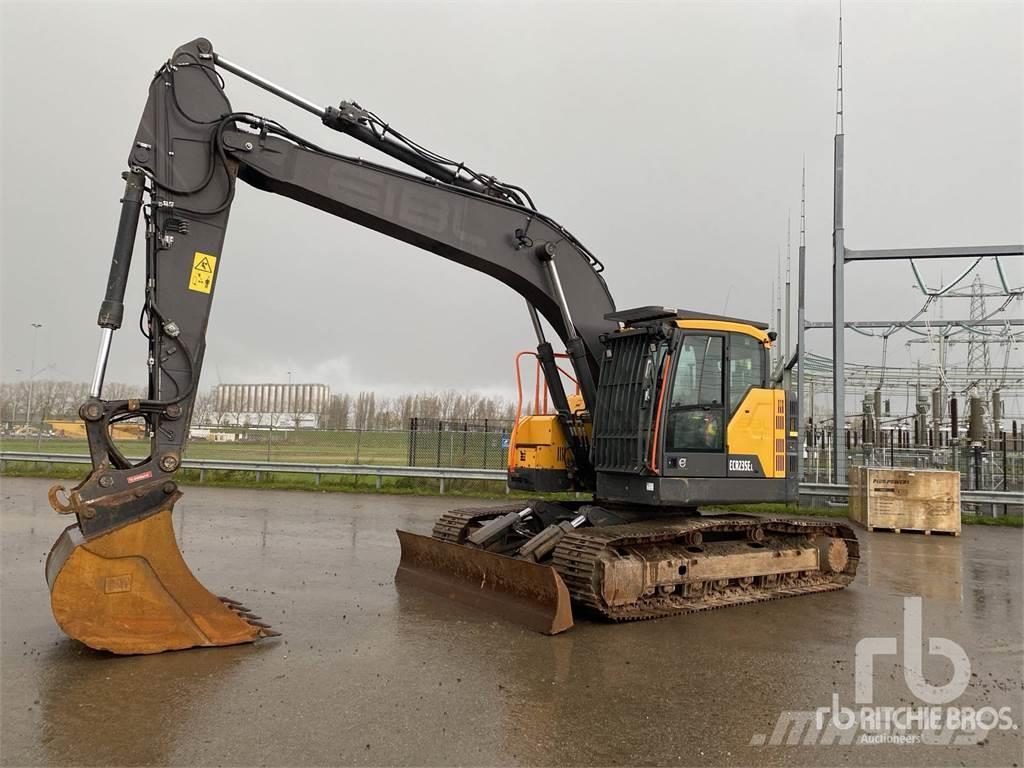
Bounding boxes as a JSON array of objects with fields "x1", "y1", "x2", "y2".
[{"x1": 25, "y1": 323, "x2": 42, "y2": 428}]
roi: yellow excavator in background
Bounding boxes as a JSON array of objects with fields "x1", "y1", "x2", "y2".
[{"x1": 46, "y1": 39, "x2": 858, "y2": 654}]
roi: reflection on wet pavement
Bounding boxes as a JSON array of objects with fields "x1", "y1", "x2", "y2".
[{"x1": 2, "y1": 478, "x2": 1021, "y2": 767}]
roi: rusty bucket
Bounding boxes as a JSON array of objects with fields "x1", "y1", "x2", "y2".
[
  {"x1": 395, "y1": 530, "x2": 573, "y2": 635},
  {"x1": 46, "y1": 505, "x2": 275, "y2": 655}
]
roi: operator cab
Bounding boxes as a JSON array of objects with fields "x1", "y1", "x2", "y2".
[{"x1": 591, "y1": 307, "x2": 794, "y2": 508}]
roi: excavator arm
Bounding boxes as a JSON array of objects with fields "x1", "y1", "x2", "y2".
[{"x1": 45, "y1": 38, "x2": 615, "y2": 652}]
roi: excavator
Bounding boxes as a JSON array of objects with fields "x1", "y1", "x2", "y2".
[{"x1": 46, "y1": 39, "x2": 858, "y2": 654}]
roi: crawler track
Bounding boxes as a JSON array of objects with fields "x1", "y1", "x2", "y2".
[
  {"x1": 432, "y1": 507, "x2": 859, "y2": 621},
  {"x1": 551, "y1": 517, "x2": 859, "y2": 620}
]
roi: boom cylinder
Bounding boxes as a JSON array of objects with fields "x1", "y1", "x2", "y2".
[
  {"x1": 535, "y1": 243, "x2": 598, "y2": 408},
  {"x1": 536, "y1": 341, "x2": 575, "y2": 418},
  {"x1": 526, "y1": 302, "x2": 575, "y2": 418},
  {"x1": 89, "y1": 329, "x2": 113, "y2": 398}
]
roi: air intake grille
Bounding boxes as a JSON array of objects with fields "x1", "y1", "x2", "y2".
[{"x1": 591, "y1": 330, "x2": 663, "y2": 473}]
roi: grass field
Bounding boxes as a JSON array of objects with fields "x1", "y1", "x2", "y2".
[
  {"x1": 0, "y1": 428, "x2": 509, "y2": 469},
  {"x1": 0, "y1": 460, "x2": 538, "y2": 500}
]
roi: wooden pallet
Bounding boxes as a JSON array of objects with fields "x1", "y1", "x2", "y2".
[{"x1": 864, "y1": 525, "x2": 960, "y2": 537}]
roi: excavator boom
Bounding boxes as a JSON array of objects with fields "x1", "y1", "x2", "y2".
[{"x1": 46, "y1": 38, "x2": 613, "y2": 653}]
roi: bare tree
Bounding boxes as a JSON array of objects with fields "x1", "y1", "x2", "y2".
[
  {"x1": 1, "y1": 378, "x2": 516, "y2": 433},
  {"x1": 353, "y1": 391, "x2": 376, "y2": 431},
  {"x1": 331, "y1": 394, "x2": 352, "y2": 430},
  {"x1": 192, "y1": 387, "x2": 215, "y2": 425}
]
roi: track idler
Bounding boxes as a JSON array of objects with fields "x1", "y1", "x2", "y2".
[{"x1": 46, "y1": 483, "x2": 276, "y2": 654}]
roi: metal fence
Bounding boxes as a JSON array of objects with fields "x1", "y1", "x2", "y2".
[
  {"x1": 802, "y1": 444, "x2": 1024, "y2": 494},
  {"x1": 801, "y1": 443, "x2": 1023, "y2": 516},
  {"x1": 0, "y1": 419, "x2": 515, "y2": 471},
  {"x1": 798, "y1": 482, "x2": 1021, "y2": 513},
  {"x1": 408, "y1": 418, "x2": 513, "y2": 469}
]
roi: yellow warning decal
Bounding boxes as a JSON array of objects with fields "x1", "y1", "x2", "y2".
[{"x1": 188, "y1": 252, "x2": 217, "y2": 294}]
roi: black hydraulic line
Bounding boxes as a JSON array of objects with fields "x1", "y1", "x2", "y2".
[{"x1": 323, "y1": 104, "x2": 484, "y2": 193}]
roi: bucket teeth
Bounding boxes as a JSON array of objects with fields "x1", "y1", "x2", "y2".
[
  {"x1": 238, "y1": 613, "x2": 261, "y2": 620},
  {"x1": 218, "y1": 596, "x2": 244, "y2": 606},
  {"x1": 247, "y1": 620, "x2": 273, "y2": 629},
  {"x1": 258, "y1": 628, "x2": 282, "y2": 638}
]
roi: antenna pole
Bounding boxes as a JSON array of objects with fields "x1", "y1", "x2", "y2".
[
  {"x1": 777, "y1": 250, "x2": 783, "y2": 373},
  {"x1": 797, "y1": 160, "x2": 807, "y2": 486},
  {"x1": 785, "y1": 214, "x2": 792, "y2": 365}
]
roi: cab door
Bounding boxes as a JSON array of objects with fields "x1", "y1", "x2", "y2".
[{"x1": 661, "y1": 332, "x2": 727, "y2": 478}]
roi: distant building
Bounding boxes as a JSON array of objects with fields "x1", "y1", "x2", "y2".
[{"x1": 215, "y1": 384, "x2": 330, "y2": 428}]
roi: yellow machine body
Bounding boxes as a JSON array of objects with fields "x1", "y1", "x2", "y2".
[
  {"x1": 507, "y1": 393, "x2": 586, "y2": 492},
  {"x1": 727, "y1": 387, "x2": 788, "y2": 479}
]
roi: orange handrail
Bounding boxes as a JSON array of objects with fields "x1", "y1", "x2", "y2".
[
  {"x1": 648, "y1": 353, "x2": 672, "y2": 474},
  {"x1": 508, "y1": 349, "x2": 580, "y2": 470},
  {"x1": 509, "y1": 351, "x2": 536, "y2": 470}
]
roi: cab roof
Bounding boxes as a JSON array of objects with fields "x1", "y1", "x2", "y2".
[{"x1": 605, "y1": 306, "x2": 770, "y2": 331}]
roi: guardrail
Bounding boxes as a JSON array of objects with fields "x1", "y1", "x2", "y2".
[
  {"x1": 800, "y1": 482, "x2": 1022, "y2": 509},
  {"x1": 3, "y1": 451, "x2": 1018, "y2": 507},
  {"x1": 0, "y1": 451, "x2": 508, "y2": 494}
]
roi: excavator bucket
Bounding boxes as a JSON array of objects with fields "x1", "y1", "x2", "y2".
[
  {"x1": 395, "y1": 530, "x2": 573, "y2": 635},
  {"x1": 46, "y1": 502, "x2": 275, "y2": 655}
]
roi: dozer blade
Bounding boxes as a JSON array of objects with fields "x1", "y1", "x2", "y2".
[
  {"x1": 46, "y1": 508, "x2": 273, "y2": 655},
  {"x1": 395, "y1": 530, "x2": 573, "y2": 635}
]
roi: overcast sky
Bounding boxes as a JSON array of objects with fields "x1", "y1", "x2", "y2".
[{"x1": 1, "y1": 0, "x2": 1021, "y2": 403}]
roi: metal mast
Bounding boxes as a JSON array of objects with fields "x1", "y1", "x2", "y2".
[
  {"x1": 796, "y1": 161, "x2": 808, "y2": 483},
  {"x1": 777, "y1": 249, "x2": 783, "y2": 372},
  {"x1": 785, "y1": 214, "x2": 792, "y2": 365},
  {"x1": 831, "y1": 3, "x2": 847, "y2": 482},
  {"x1": 966, "y1": 273, "x2": 993, "y2": 390}
]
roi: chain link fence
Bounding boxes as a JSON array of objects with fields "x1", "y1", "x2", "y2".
[
  {"x1": 801, "y1": 429, "x2": 1023, "y2": 516},
  {"x1": 803, "y1": 444, "x2": 1024, "y2": 490},
  {"x1": 0, "y1": 418, "x2": 515, "y2": 470}
]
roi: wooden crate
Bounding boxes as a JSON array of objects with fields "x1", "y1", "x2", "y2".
[{"x1": 848, "y1": 466, "x2": 961, "y2": 536}]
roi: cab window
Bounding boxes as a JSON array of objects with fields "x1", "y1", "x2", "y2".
[
  {"x1": 665, "y1": 335, "x2": 724, "y2": 453},
  {"x1": 728, "y1": 332, "x2": 765, "y2": 412}
]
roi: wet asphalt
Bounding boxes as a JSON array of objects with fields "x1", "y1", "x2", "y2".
[{"x1": 1, "y1": 476, "x2": 1021, "y2": 767}]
